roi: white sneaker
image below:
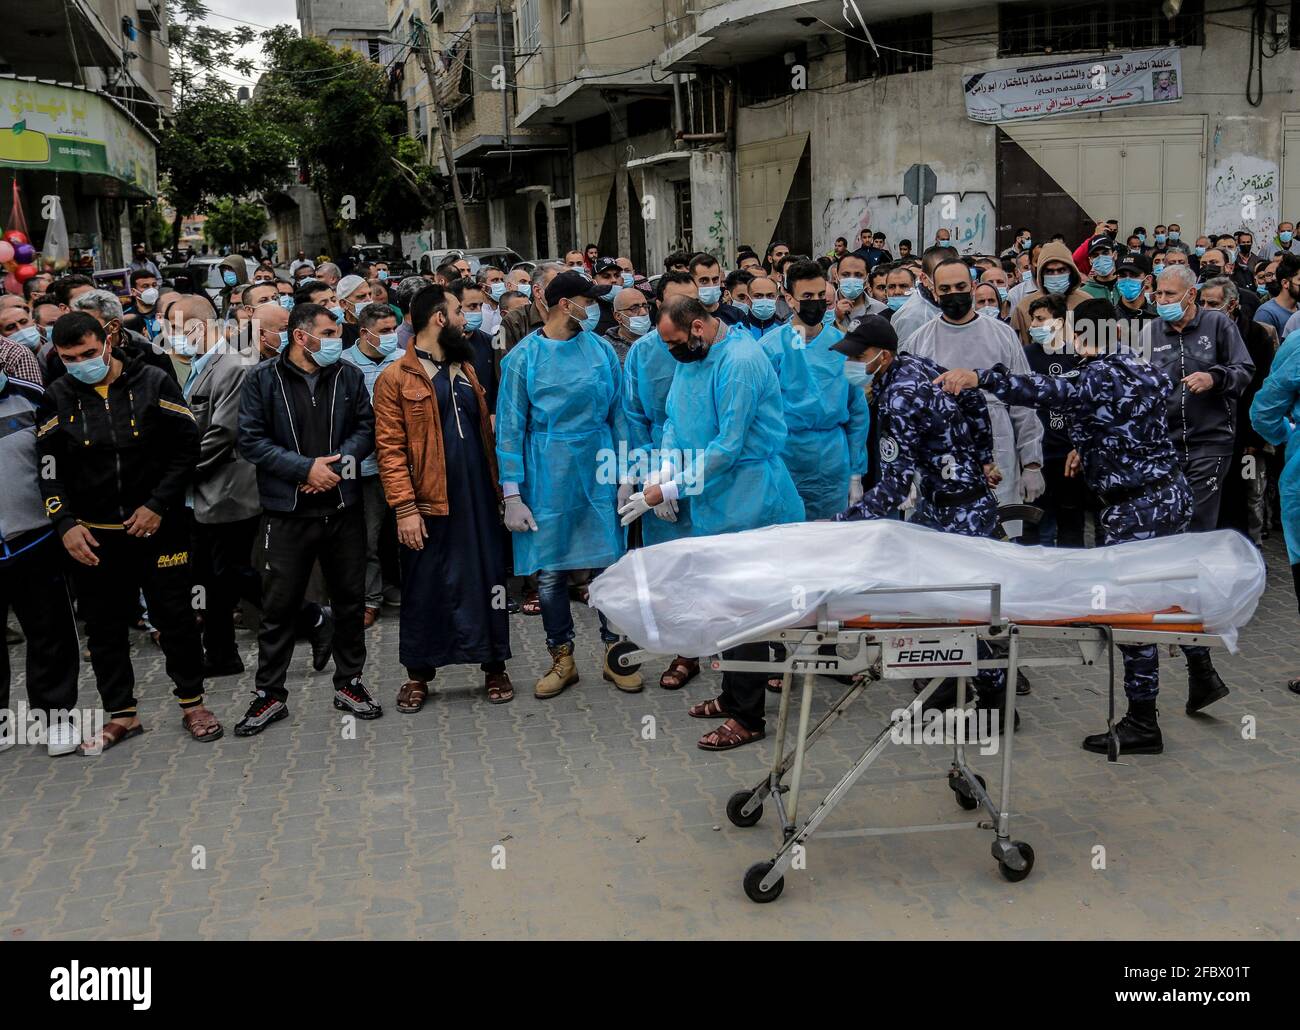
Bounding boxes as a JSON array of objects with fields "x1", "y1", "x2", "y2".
[{"x1": 47, "y1": 720, "x2": 79, "y2": 757}]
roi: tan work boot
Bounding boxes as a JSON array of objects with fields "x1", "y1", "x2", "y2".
[
  {"x1": 604, "y1": 643, "x2": 644, "y2": 693},
  {"x1": 535, "y1": 642, "x2": 579, "y2": 699}
]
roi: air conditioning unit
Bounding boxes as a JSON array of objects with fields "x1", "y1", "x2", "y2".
[{"x1": 137, "y1": 2, "x2": 163, "y2": 33}]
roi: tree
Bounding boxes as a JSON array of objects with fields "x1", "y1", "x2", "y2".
[
  {"x1": 156, "y1": 80, "x2": 296, "y2": 253},
  {"x1": 256, "y1": 26, "x2": 441, "y2": 255},
  {"x1": 166, "y1": 0, "x2": 257, "y2": 104},
  {"x1": 203, "y1": 198, "x2": 269, "y2": 252}
]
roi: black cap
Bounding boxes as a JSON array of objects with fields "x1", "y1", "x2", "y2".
[
  {"x1": 544, "y1": 270, "x2": 604, "y2": 307},
  {"x1": 831, "y1": 314, "x2": 898, "y2": 357},
  {"x1": 1088, "y1": 235, "x2": 1116, "y2": 256},
  {"x1": 593, "y1": 256, "x2": 621, "y2": 275},
  {"x1": 1118, "y1": 252, "x2": 1151, "y2": 276}
]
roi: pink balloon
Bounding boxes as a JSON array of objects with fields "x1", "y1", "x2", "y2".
[
  {"x1": 3, "y1": 272, "x2": 21, "y2": 296},
  {"x1": 0, "y1": 241, "x2": 12, "y2": 264}
]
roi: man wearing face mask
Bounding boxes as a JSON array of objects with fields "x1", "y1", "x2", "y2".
[
  {"x1": 236, "y1": 302, "x2": 379, "y2": 736},
  {"x1": 343, "y1": 304, "x2": 403, "y2": 628},
  {"x1": 476, "y1": 266, "x2": 507, "y2": 338},
  {"x1": 497, "y1": 270, "x2": 634, "y2": 699},
  {"x1": 888, "y1": 246, "x2": 949, "y2": 345},
  {"x1": 880, "y1": 263, "x2": 917, "y2": 323},
  {"x1": 0, "y1": 302, "x2": 45, "y2": 384},
  {"x1": 1010, "y1": 241, "x2": 1092, "y2": 345},
  {"x1": 124, "y1": 268, "x2": 161, "y2": 325},
  {"x1": 903, "y1": 259, "x2": 1044, "y2": 507},
  {"x1": 618, "y1": 296, "x2": 803, "y2": 751},
  {"x1": 1254, "y1": 253, "x2": 1299, "y2": 337},
  {"x1": 217, "y1": 255, "x2": 248, "y2": 317},
  {"x1": 38, "y1": 311, "x2": 222, "y2": 751},
  {"x1": 496, "y1": 262, "x2": 561, "y2": 372},
  {"x1": 832, "y1": 253, "x2": 886, "y2": 330},
  {"x1": 688, "y1": 253, "x2": 744, "y2": 327},
  {"x1": 737, "y1": 274, "x2": 783, "y2": 339},
  {"x1": 445, "y1": 278, "x2": 498, "y2": 416},
  {"x1": 1081, "y1": 237, "x2": 1122, "y2": 304},
  {"x1": 336, "y1": 274, "x2": 373, "y2": 349},
  {"x1": 589, "y1": 257, "x2": 624, "y2": 336},
  {"x1": 68, "y1": 288, "x2": 177, "y2": 384},
  {"x1": 605, "y1": 287, "x2": 652, "y2": 365},
  {"x1": 1257, "y1": 220, "x2": 1297, "y2": 263},
  {"x1": 757, "y1": 260, "x2": 870, "y2": 520},
  {"x1": 1114, "y1": 254, "x2": 1156, "y2": 324},
  {"x1": 1137, "y1": 264, "x2": 1254, "y2": 715}
]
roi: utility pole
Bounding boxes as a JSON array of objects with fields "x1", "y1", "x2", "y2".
[{"x1": 410, "y1": 16, "x2": 472, "y2": 247}]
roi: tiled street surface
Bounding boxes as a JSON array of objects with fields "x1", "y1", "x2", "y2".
[{"x1": 2, "y1": 538, "x2": 1299, "y2": 941}]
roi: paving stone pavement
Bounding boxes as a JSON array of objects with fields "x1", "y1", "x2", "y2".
[{"x1": 2, "y1": 537, "x2": 1299, "y2": 940}]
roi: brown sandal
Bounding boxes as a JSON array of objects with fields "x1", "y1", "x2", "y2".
[
  {"x1": 485, "y1": 671, "x2": 514, "y2": 704},
  {"x1": 688, "y1": 696, "x2": 727, "y2": 719},
  {"x1": 766, "y1": 676, "x2": 786, "y2": 693},
  {"x1": 660, "y1": 656, "x2": 700, "y2": 691},
  {"x1": 181, "y1": 706, "x2": 223, "y2": 743},
  {"x1": 77, "y1": 721, "x2": 145, "y2": 756},
  {"x1": 697, "y1": 718, "x2": 765, "y2": 752},
  {"x1": 522, "y1": 593, "x2": 541, "y2": 616},
  {"x1": 396, "y1": 680, "x2": 429, "y2": 714}
]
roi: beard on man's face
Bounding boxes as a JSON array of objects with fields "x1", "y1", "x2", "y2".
[{"x1": 438, "y1": 322, "x2": 475, "y2": 364}]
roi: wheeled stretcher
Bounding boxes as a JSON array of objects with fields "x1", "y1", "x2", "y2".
[{"x1": 608, "y1": 583, "x2": 1231, "y2": 903}]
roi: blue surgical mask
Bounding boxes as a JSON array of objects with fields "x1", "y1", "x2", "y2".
[
  {"x1": 279, "y1": 295, "x2": 295, "y2": 310},
  {"x1": 1137, "y1": 234, "x2": 1147, "y2": 244},
  {"x1": 838, "y1": 277, "x2": 865, "y2": 300},
  {"x1": 602, "y1": 284, "x2": 619, "y2": 302},
  {"x1": 351, "y1": 300, "x2": 369, "y2": 319},
  {"x1": 1021, "y1": 269, "x2": 1033, "y2": 283},
  {"x1": 622, "y1": 272, "x2": 635, "y2": 287},
  {"x1": 1194, "y1": 246, "x2": 1206, "y2": 257},
  {"x1": 329, "y1": 305, "x2": 345, "y2": 322},
  {"x1": 516, "y1": 282, "x2": 533, "y2": 298},
  {"x1": 886, "y1": 293, "x2": 910, "y2": 311},
  {"x1": 222, "y1": 270, "x2": 238, "y2": 287},
  {"x1": 1154, "y1": 234, "x2": 1167, "y2": 246},
  {"x1": 376, "y1": 332, "x2": 399, "y2": 356},
  {"x1": 996, "y1": 287, "x2": 1008, "y2": 303},
  {"x1": 488, "y1": 281, "x2": 507, "y2": 301},
  {"x1": 277, "y1": 330, "x2": 289, "y2": 352},
  {"x1": 1257, "y1": 284, "x2": 1269, "y2": 297},
  {"x1": 733, "y1": 301, "x2": 750, "y2": 316},
  {"x1": 170, "y1": 333, "x2": 199, "y2": 358},
  {"x1": 1091, "y1": 256, "x2": 1115, "y2": 276},
  {"x1": 750, "y1": 298, "x2": 777, "y2": 320},
  {"x1": 1282, "y1": 231, "x2": 1295, "y2": 244},
  {"x1": 821, "y1": 307, "x2": 835, "y2": 326},
  {"x1": 698, "y1": 285, "x2": 722, "y2": 306},
  {"x1": 1169, "y1": 231, "x2": 1180, "y2": 242},
  {"x1": 1043, "y1": 273, "x2": 1071, "y2": 294},
  {"x1": 571, "y1": 302, "x2": 600, "y2": 333},
  {"x1": 378, "y1": 270, "x2": 389, "y2": 281},
  {"x1": 67, "y1": 341, "x2": 110, "y2": 385},
  {"x1": 626, "y1": 314, "x2": 651, "y2": 337},
  {"x1": 976, "y1": 305, "x2": 1000, "y2": 320},
  {"x1": 1153, "y1": 263, "x2": 1165, "y2": 276},
  {"x1": 1157, "y1": 294, "x2": 1188, "y2": 322},
  {"x1": 464, "y1": 312, "x2": 483, "y2": 332},
  {"x1": 844, "y1": 362, "x2": 871, "y2": 388},
  {"x1": 1020, "y1": 238, "x2": 1032, "y2": 250},
  {"x1": 1028, "y1": 324, "x2": 1056, "y2": 345},
  {"x1": 1117, "y1": 278, "x2": 1145, "y2": 302},
  {"x1": 1224, "y1": 249, "x2": 1238, "y2": 264},
  {"x1": 10, "y1": 325, "x2": 41, "y2": 349},
  {"x1": 307, "y1": 333, "x2": 343, "y2": 366}
]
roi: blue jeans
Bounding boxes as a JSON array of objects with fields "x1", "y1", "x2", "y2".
[{"x1": 537, "y1": 569, "x2": 618, "y2": 648}]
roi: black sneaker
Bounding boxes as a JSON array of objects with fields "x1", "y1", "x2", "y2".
[
  {"x1": 203, "y1": 654, "x2": 245, "y2": 678},
  {"x1": 334, "y1": 679, "x2": 383, "y2": 720},
  {"x1": 310, "y1": 608, "x2": 334, "y2": 672},
  {"x1": 234, "y1": 694, "x2": 289, "y2": 736}
]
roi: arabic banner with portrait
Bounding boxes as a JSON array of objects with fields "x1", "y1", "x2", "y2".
[
  {"x1": 0, "y1": 79, "x2": 158, "y2": 196},
  {"x1": 963, "y1": 48, "x2": 1183, "y2": 124}
]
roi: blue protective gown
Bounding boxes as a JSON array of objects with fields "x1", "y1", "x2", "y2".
[
  {"x1": 1250, "y1": 329, "x2": 1300, "y2": 564},
  {"x1": 622, "y1": 330, "x2": 692, "y2": 544},
  {"x1": 660, "y1": 329, "x2": 804, "y2": 536},
  {"x1": 758, "y1": 322, "x2": 871, "y2": 520},
  {"x1": 496, "y1": 328, "x2": 628, "y2": 575}
]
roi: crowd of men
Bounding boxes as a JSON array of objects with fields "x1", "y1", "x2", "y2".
[{"x1": 1, "y1": 218, "x2": 1298, "y2": 761}]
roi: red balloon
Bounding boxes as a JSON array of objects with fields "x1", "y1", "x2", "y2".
[
  {"x1": 14, "y1": 262, "x2": 38, "y2": 283},
  {"x1": 2, "y1": 230, "x2": 29, "y2": 248}
]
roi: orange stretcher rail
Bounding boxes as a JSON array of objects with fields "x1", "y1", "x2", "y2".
[{"x1": 842, "y1": 607, "x2": 1206, "y2": 634}]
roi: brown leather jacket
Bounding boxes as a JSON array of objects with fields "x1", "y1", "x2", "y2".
[{"x1": 372, "y1": 343, "x2": 500, "y2": 520}]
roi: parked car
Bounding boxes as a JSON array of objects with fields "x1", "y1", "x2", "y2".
[
  {"x1": 415, "y1": 247, "x2": 525, "y2": 277},
  {"x1": 183, "y1": 255, "x2": 258, "y2": 301}
]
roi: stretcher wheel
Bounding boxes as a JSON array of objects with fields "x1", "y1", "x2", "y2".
[
  {"x1": 949, "y1": 772, "x2": 986, "y2": 811},
  {"x1": 998, "y1": 842, "x2": 1035, "y2": 883},
  {"x1": 606, "y1": 640, "x2": 642, "y2": 674},
  {"x1": 743, "y1": 861, "x2": 785, "y2": 903},
  {"x1": 726, "y1": 790, "x2": 763, "y2": 827}
]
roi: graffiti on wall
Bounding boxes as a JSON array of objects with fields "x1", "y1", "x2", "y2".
[
  {"x1": 821, "y1": 191, "x2": 996, "y2": 255},
  {"x1": 1206, "y1": 155, "x2": 1278, "y2": 243}
]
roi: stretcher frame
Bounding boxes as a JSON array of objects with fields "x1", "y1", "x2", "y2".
[{"x1": 613, "y1": 581, "x2": 1229, "y2": 903}]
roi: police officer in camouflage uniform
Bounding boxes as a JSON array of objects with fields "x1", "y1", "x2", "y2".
[
  {"x1": 935, "y1": 298, "x2": 1200, "y2": 756},
  {"x1": 832, "y1": 316, "x2": 1009, "y2": 712}
]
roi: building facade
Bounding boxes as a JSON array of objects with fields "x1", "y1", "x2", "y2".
[{"x1": 298, "y1": 0, "x2": 389, "y2": 58}]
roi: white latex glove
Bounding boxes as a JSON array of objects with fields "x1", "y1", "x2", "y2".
[
  {"x1": 617, "y1": 481, "x2": 636, "y2": 509},
  {"x1": 618, "y1": 491, "x2": 652, "y2": 526},
  {"x1": 848, "y1": 476, "x2": 864, "y2": 506},
  {"x1": 653, "y1": 496, "x2": 678, "y2": 522},
  {"x1": 1020, "y1": 467, "x2": 1046, "y2": 503},
  {"x1": 504, "y1": 496, "x2": 538, "y2": 532},
  {"x1": 900, "y1": 481, "x2": 919, "y2": 513}
]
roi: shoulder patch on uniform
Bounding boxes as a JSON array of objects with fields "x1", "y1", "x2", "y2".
[
  {"x1": 879, "y1": 436, "x2": 900, "y2": 463},
  {"x1": 158, "y1": 398, "x2": 196, "y2": 420},
  {"x1": 38, "y1": 415, "x2": 59, "y2": 436}
]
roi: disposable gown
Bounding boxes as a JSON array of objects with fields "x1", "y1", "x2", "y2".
[
  {"x1": 759, "y1": 322, "x2": 870, "y2": 520},
  {"x1": 1250, "y1": 330, "x2": 1300, "y2": 564},
  {"x1": 496, "y1": 328, "x2": 627, "y2": 574},
  {"x1": 660, "y1": 330, "x2": 804, "y2": 536},
  {"x1": 622, "y1": 330, "x2": 692, "y2": 543}
]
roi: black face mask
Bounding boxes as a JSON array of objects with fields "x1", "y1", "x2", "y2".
[
  {"x1": 669, "y1": 335, "x2": 708, "y2": 363},
  {"x1": 797, "y1": 298, "x2": 828, "y2": 326},
  {"x1": 937, "y1": 291, "x2": 973, "y2": 320},
  {"x1": 1200, "y1": 264, "x2": 1223, "y2": 278},
  {"x1": 1265, "y1": 280, "x2": 1284, "y2": 298}
]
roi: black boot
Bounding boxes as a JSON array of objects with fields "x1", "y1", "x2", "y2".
[
  {"x1": 1185, "y1": 652, "x2": 1229, "y2": 713},
  {"x1": 974, "y1": 690, "x2": 1020, "y2": 732},
  {"x1": 1082, "y1": 699, "x2": 1162, "y2": 755}
]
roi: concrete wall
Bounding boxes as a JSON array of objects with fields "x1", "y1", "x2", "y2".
[{"x1": 728, "y1": 6, "x2": 1298, "y2": 257}]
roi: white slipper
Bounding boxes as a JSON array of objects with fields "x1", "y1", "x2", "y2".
[{"x1": 47, "y1": 720, "x2": 79, "y2": 757}]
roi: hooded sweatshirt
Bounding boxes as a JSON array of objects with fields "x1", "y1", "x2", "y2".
[{"x1": 1010, "y1": 240, "x2": 1093, "y2": 344}]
